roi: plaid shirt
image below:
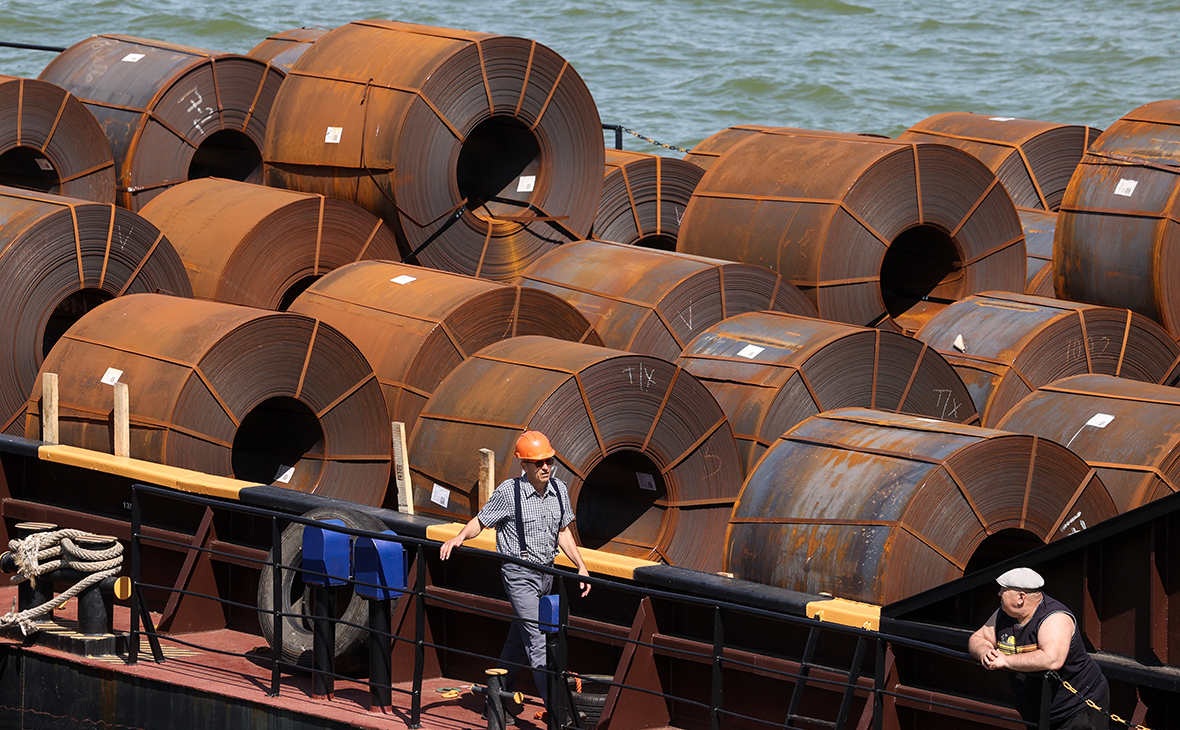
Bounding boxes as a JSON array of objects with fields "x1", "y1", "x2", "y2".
[{"x1": 477, "y1": 475, "x2": 574, "y2": 565}]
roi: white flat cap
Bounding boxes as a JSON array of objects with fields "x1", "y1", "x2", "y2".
[{"x1": 997, "y1": 567, "x2": 1044, "y2": 591}]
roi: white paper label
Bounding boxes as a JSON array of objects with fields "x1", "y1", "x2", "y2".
[
  {"x1": 275, "y1": 465, "x2": 295, "y2": 484},
  {"x1": 1086, "y1": 413, "x2": 1114, "y2": 428},
  {"x1": 736, "y1": 344, "x2": 764, "y2": 359},
  {"x1": 390, "y1": 275, "x2": 417, "y2": 285},
  {"x1": 35, "y1": 158, "x2": 52, "y2": 171},
  {"x1": 953, "y1": 334, "x2": 967, "y2": 353},
  {"x1": 988, "y1": 116, "x2": 1016, "y2": 122},
  {"x1": 637, "y1": 473, "x2": 657, "y2": 491},
  {"x1": 324, "y1": 126, "x2": 343, "y2": 144},
  {"x1": 100, "y1": 367, "x2": 123, "y2": 386},
  {"x1": 517, "y1": 175, "x2": 535, "y2": 192},
  {"x1": 431, "y1": 484, "x2": 450, "y2": 508},
  {"x1": 1114, "y1": 179, "x2": 1138, "y2": 197},
  {"x1": 121, "y1": 53, "x2": 145, "y2": 63}
]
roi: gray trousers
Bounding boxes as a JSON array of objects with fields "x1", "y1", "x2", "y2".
[{"x1": 499, "y1": 562, "x2": 554, "y2": 702}]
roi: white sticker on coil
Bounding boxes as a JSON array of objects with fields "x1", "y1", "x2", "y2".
[
  {"x1": 736, "y1": 344, "x2": 764, "y2": 359},
  {"x1": 988, "y1": 116, "x2": 1016, "y2": 122},
  {"x1": 517, "y1": 175, "x2": 535, "y2": 192},
  {"x1": 637, "y1": 473, "x2": 657, "y2": 491},
  {"x1": 390, "y1": 275, "x2": 417, "y2": 285},
  {"x1": 324, "y1": 126, "x2": 343, "y2": 144},
  {"x1": 101, "y1": 367, "x2": 123, "y2": 386},
  {"x1": 121, "y1": 53, "x2": 146, "y2": 63},
  {"x1": 275, "y1": 465, "x2": 295, "y2": 484},
  {"x1": 35, "y1": 158, "x2": 52, "y2": 171},
  {"x1": 1114, "y1": 179, "x2": 1138, "y2": 197},
  {"x1": 1086, "y1": 413, "x2": 1114, "y2": 428},
  {"x1": 431, "y1": 484, "x2": 450, "y2": 508}
]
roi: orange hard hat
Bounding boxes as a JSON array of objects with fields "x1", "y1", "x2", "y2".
[{"x1": 515, "y1": 430, "x2": 555, "y2": 461}]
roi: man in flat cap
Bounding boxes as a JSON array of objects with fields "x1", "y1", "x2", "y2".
[{"x1": 969, "y1": 567, "x2": 1109, "y2": 729}]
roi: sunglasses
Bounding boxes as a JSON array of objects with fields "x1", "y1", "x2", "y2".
[{"x1": 524, "y1": 458, "x2": 555, "y2": 466}]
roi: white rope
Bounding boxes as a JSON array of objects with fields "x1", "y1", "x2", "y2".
[{"x1": 0, "y1": 529, "x2": 124, "y2": 635}]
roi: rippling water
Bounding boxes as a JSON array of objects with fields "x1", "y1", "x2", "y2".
[{"x1": 1, "y1": 0, "x2": 1177, "y2": 153}]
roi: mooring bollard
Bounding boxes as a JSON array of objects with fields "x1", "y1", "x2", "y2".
[
  {"x1": 303, "y1": 519, "x2": 349, "y2": 700},
  {"x1": 13, "y1": 522, "x2": 56, "y2": 611},
  {"x1": 74, "y1": 535, "x2": 117, "y2": 635},
  {"x1": 476, "y1": 668, "x2": 525, "y2": 730},
  {"x1": 355, "y1": 532, "x2": 405, "y2": 714}
]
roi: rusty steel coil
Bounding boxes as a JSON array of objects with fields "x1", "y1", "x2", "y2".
[
  {"x1": 515, "y1": 239, "x2": 817, "y2": 361},
  {"x1": 996, "y1": 374, "x2": 1180, "y2": 514},
  {"x1": 1055, "y1": 101, "x2": 1180, "y2": 338},
  {"x1": 0, "y1": 75, "x2": 115, "y2": 203},
  {"x1": 592, "y1": 148, "x2": 704, "y2": 249},
  {"x1": 1019, "y1": 209, "x2": 1056, "y2": 297},
  {"x1": 137, "y1": 178, "x2": 401, "y2": 310},
  {"x1": 24, "y1": 294, "x2": 392, "y2": 505},
  {"x1": 288, "y1": 260, "x2": 604, "y2": 437},
  {"x1": 39, "y1": 35, "x2": 285, "y2": 211},
  {"x1": 676, "y1": 311, "x2": 977, "y2": 475},
  {"x1": 408, "y1": 336, "x2": 743, "y2": 572},
  {"x1": 263, "y1": 20, "x2": 604, "y2": 281},
  {"x1": 726, "y1": 408, "x2": 1117, "y2": 605},
  {"x1": 898, "y1": 112, "x2": 1102, "y2": 212},
  {"x1": 681, "y1": 124, "x2": 778, "y2": 172},
  {"x1": 246, "y1": 27, "x2": 329, "y2": 74},
  {"x1": 914, "y1": 292, "x2": 1180, "y2": 427},
  {"x1": 676, "y1": 127, "x2": 1026, "y2": 333},
  {"x1": 0, "y1": 187, "x2": 192, "y2": 436}
]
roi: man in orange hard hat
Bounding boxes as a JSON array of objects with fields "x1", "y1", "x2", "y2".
[{"x1": 440, "y1": 429, "x2": 590, "y2": 711}]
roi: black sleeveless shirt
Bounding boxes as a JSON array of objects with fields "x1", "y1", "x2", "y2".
[{"x1": 994, "y1": 593, "x2": 1108, "y2": 724}]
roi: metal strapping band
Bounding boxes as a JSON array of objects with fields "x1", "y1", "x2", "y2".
[
  {"x1": 1039, "y1": 384, "x2": 1180, "y2": 407},
  {"x1": 959, "y1": 233, "x2": 1024, "y2": 266},
  {"x1": 474, "y1": 39, "x2": 494, "y2": 116},
  {"x1": 655, "y1": 497, "x2": 736, "y2": 508},
  {"x1": 294, "y1": 320, "x2": 318, "y2": 400},
  {"x1": 896, "y1": 342, "x2": 926, "y2": 412},
  {"x1": 315, "y1": 372, "x2": 379, "y2": 420},
  {"x1": 1047, "y1": 469, "x2": 1099, "y2": 536},
  {"x1": 530, "y1": 60, "x2": 567, "y2": 131},
  {"x1": 659, "y1": 415, "x2": 728, "y2": 477},
  {"x1": 780, "y1": 434, "x2": 944, "y2": 465},
  {"x1": 515, "y1": 41, "x2": 536, "y2": 118},
  {"x1": 1020, "y1": 436, "x2": 1038, "y2": 529},
  {"x1": 643, "y1": 366, "x2": 679, "y2": 452},
  {"x1": 41, "y1": 86, "x2": 68, "y2": 154},
  {"x1": 573, "y1": 371, "x2": 607, "y2": 459},
  {"x1": 938, "y1": 461, "x2": 991, "y2": 534},
  {"x1": 352, "y1": 219, "x2": 385, "y2": 262},
  {"x1": 473, "y1": 352, "x2": 579, "y2": 376},
  {"x1": 518, "y1": 274, "x2": 656, "y2": 309},
  {"x1": 909, "y1": 127, "x2": 1050, "y2": 211},
  {"x1": 57, "y1": 159, "x2": 117, "y2": 185},
  {"x1": 116, "y1": 232, "x2": 167, "y2": 296},
  {"x1": 1116, "y1": 309, "x2": 1132, "y2": 377},
  {"x1": 415, "y1": 412, "x2": 524, "y2": 431},
  {"x1": 99, "y1": 204, "x2": 115, "y2": 289},
  {"x1": 313, "y1": 195, "x2": 324, "y2": 275},
  {"x1": 949, "y1": 177, "x2": 1000, "y2": 238},
  {"x1": 1076, "y1": 309, "x2": 1094, "y2": 374}
]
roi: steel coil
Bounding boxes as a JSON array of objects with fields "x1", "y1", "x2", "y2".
[
  {"x1": 996, "y1": 374, "x2": 1180, "y2": 514},
  {"x1": 288, "y1": 260, "x2": 604, "y2": 441},
  {"x1": 592, "y1": 149, "x2": 704, "y2": 249},
  {"x1": 681, "y1": 124, "x2": 779, "y2": 171},
  {"x1": 1019, "y1": 208, "x2": 1056, "y2": 297},
  {"x1": 676, "y1": 311, "x2": 977, "y2": 475},
  {"x1": 263, "y1": 20, "x2": 604, "y2": 281},
  {"x1": 39, "y1": 35, "x2": 285, "y2": 211},
  {"x1": 726, "y1": 408, "x2": 1117, "y2": 605},
  {"x1": 915, "y1": 292, "x2": 1180, "y2": 427},
  {"x1": 408, "y1": 336, "x2": 743, "y2": 572},
  {"x1": 137, "y1": 178, "x2": 401, "y2": 310},
  {"x1": 24, "y1": 294, "x2": 391, "y2": 505},
  {"x1": 0, "y1": 187, "x2": 192, "y2": 436},
  {"x1": 1055, "y1": 101, "x2": 1180, "y2": 338},
  {"x1": 0, "y1": 74, "x2": 115, "y2": 203},
  {"x1": 676, "y1": 127, "x2": 1026, "y2": 332},
  {"x1": 515, "y1": 239, "x2": 817, "y2": 361},
  {"x1": 246, "y1": 27, "x2": 329, "y2": 74}
]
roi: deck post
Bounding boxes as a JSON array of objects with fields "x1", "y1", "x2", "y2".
[
  {"x1": 479, "y1": 448, "x2": 495, "y2": 508},
  {"x1": 41, "y1": 372, "x2": 58, "y2": 444},
  {"x1": 113, "y1": 381, "x2": 130, "y2": 457},
  {"x1": 392, "y1": 422, "x2": 415, "y2": 515}
]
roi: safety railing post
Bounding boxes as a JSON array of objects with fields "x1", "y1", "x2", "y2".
[
  {"x1": 711, "y1": 605, "x2": 723, "y2": 730},
  {"x1": 549, "y1": 578, "x2": 571, "y2": 730},
  {"x1": 1038, "y1": 673, "x2": 1052, "y2": 730},
  {"x1": 269, "y1": 515, "x2": 282, "y2": 697},
  {"x1": 873, "y1": 637, "x2": 885, "y2": 730},
  {"x1": 410, "y1": 544, "x2": 425, "y2": 729},
  {"x1": 129, "y1": 489, "x2": 140, "y2": 665}
]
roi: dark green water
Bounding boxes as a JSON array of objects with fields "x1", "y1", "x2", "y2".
[{"x1": 2, "y1": 0, "x2": 1177, "y2": 154}]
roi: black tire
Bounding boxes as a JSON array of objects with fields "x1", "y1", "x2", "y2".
[
  {"x1": 256, "y1": 506, "x2": 390, "y2": 674},
  {"x1": 567, "y1": 673, "x2": 611, "y2": 729}
]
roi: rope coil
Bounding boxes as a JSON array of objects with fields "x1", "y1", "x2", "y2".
[{"x1": 0, "y1": 529, "x2": 123, "y2": 635}]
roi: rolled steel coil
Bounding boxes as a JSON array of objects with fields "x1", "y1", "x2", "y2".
[
  {"x1": 515, "y1": 239, "x2": 817, "y2": 361},
  {"x1": 1019, "y1": 209, "x2": 1056, "y2": 297},
  {"x1": 676, "y1": 127, "x2": 1026, "y2": 333},
  {"x1": 0, "y1": 75, "x2": 115, "y2": 203},
  {"x1": 408, "y1": 336, "x2": 743, "y2": 572},
  {"x1": 246, "y1": 27, "x2": 329, "y2": 74},
  {"x1": 0, "y1": 187, "x2": 192, "y2": 436},
  {"x1": 592, "y1": 149, "x2": 704, "y2": 249},
  {"x1": 898, "y1": 112, "x2": 1102, "y2": 212},
  {"x1": 726, "y1": 408, "x2": 1117, "y2": 605},
  {"x1": 263, "y1": 20, "x2": 604, "y2": 281},
  {"x1": 24, "y1": 294, "x2": 392, "y2": 505},
  {"x1": 39, "y1": 35, "x2": 285, "y2": 211},
  {"x1": 676, "y1": 311, "x2": 977, "y2": 475},
  {"x1": 137, "y1": 178, "x2": 401, "y2": 310},
  {"x1": 288, "y1": 260, "x2": 604, "y2": 438},
  {"x1": 1055, "y1": 101, "x2": 1180, "y2": 337},
  {"x1": 681, "y1": 124, "x2": 778, "y2": 172},
  {"x1": 996, "y1": 374, "x2": 1180, "y2": 514},
  {"x1": 914, "y1": 292, "x2": 1180, "y2": 427}
]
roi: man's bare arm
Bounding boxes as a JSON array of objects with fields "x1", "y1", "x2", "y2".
[
  {"x1": 987, "y1": 613, "x2": 1073, "y2": 672},
  {"x1": 557, "y1": 525, "x2": 591, "y2": 598},
  {"x1": 439, "y1": 516, "x2": 485, "y2": 560}
]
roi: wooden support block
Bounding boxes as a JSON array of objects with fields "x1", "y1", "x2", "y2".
[
  {"x1": 41, "y1": 372, "x2": 58, "y2": 445},
  {"x1": 479, "y1": 448, "x2": 495, "y2": 508},
  {"x1": 391, "y1": 421, "x2": 414, "y2": 515},
  {"x1": 113, "y1": 381, "x2": 129, "y2": 458}
]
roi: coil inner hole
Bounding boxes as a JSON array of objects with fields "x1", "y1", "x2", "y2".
[
  {"x1": 575, "y1": 450, "x2": 667, "y2": 551},
  {"x1": 457, "y1": 116, "x2": 541, "y2": 218},
  {"x1": 189, "y1": 129, "x2": 263, "y2": 183},
  {"x1": 0, "y1": 147, "x2": 60, "y2": 194},
  {"x1": 232, "y1": 396, "x2": 325, "y2": 489},
  {"x1": 880, "y1": 224, "x2": 964, "y2": 319}
]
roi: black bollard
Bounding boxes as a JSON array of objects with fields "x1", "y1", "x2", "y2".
[
  {"x1": 14, "y1": 522, "x2": 56, "y2": 612},
  {"x1": 74, "y1": 535, "x2": 117, "y2": 636},
  {"x1": 311, "y1": 584, "x2": 335, "y2": 699},
  {"x1": 368, "y1": 596, "x2": 392, "y2": 712},
  {"x1": 486, "y1": 668, "x2": 510, "y2": 730}
]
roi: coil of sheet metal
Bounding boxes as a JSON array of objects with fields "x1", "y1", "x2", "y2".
[
  {"x1": 1019, "y1": 209, "x2": 1057, "y2": 297},
  {"x1": 39, "y1": 35, "x2": 285, "y2": 211},
  {"x1": 25, "y1": 294, "x2": 392, "y2": 505},
  {"x1": 408, "y1": 336, "x2": 743, "y2": 572},
  {"x1": 515, "y1": 239, "x2": 817, "y2": 361},
  {"x1": 1055, "y1": 100, "x2": 1180, "y2": 338},
  {"x1": 726, "y1": 408, "x2": 1117, "y2": 605},
  {"x1": 997, "y1": 374, "x2": 1180, "y2": 514},
  {"x1": 676, "y1": 311, "x2": 977, "y2": 475},
  {"x1": 676, "y1": 127, "x2": 1026, "y2": 333},
  {"x1": 288, "y1": 260, "x2": 604, "y2": 445},
  {"x1": 0, "y1": 187, "x2": 192, "y2": 436},
  {"x1": 137, "y1": 178, "x2": 401, "y2": 310},
  {"x1": 0, "y1": 75, "x2": 115, "y2": 203},
  {"x1": 246, "y1": 27, "x2": 329, "y2": 74},
  {"x1": 915, "y1": 292, "x2": 1180, "y2": 427},
  {"x1": 592, "y1": 149, "x2": 704, "y2": 249},
  {"x1": 263, "y1": 20, "x2": 604, "y2": 281}
]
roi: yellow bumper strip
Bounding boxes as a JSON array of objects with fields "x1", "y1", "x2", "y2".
[
  {"x1": 806, "y1": 597, "x2": 881, "y2": 631},
  {"x1": 38, "y1": 444, "x2": 248, "y2": 500}
]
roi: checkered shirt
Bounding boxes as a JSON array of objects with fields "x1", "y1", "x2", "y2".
[{"x1": 477, "y1": 475, "x2": 574, "y2": 566}]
